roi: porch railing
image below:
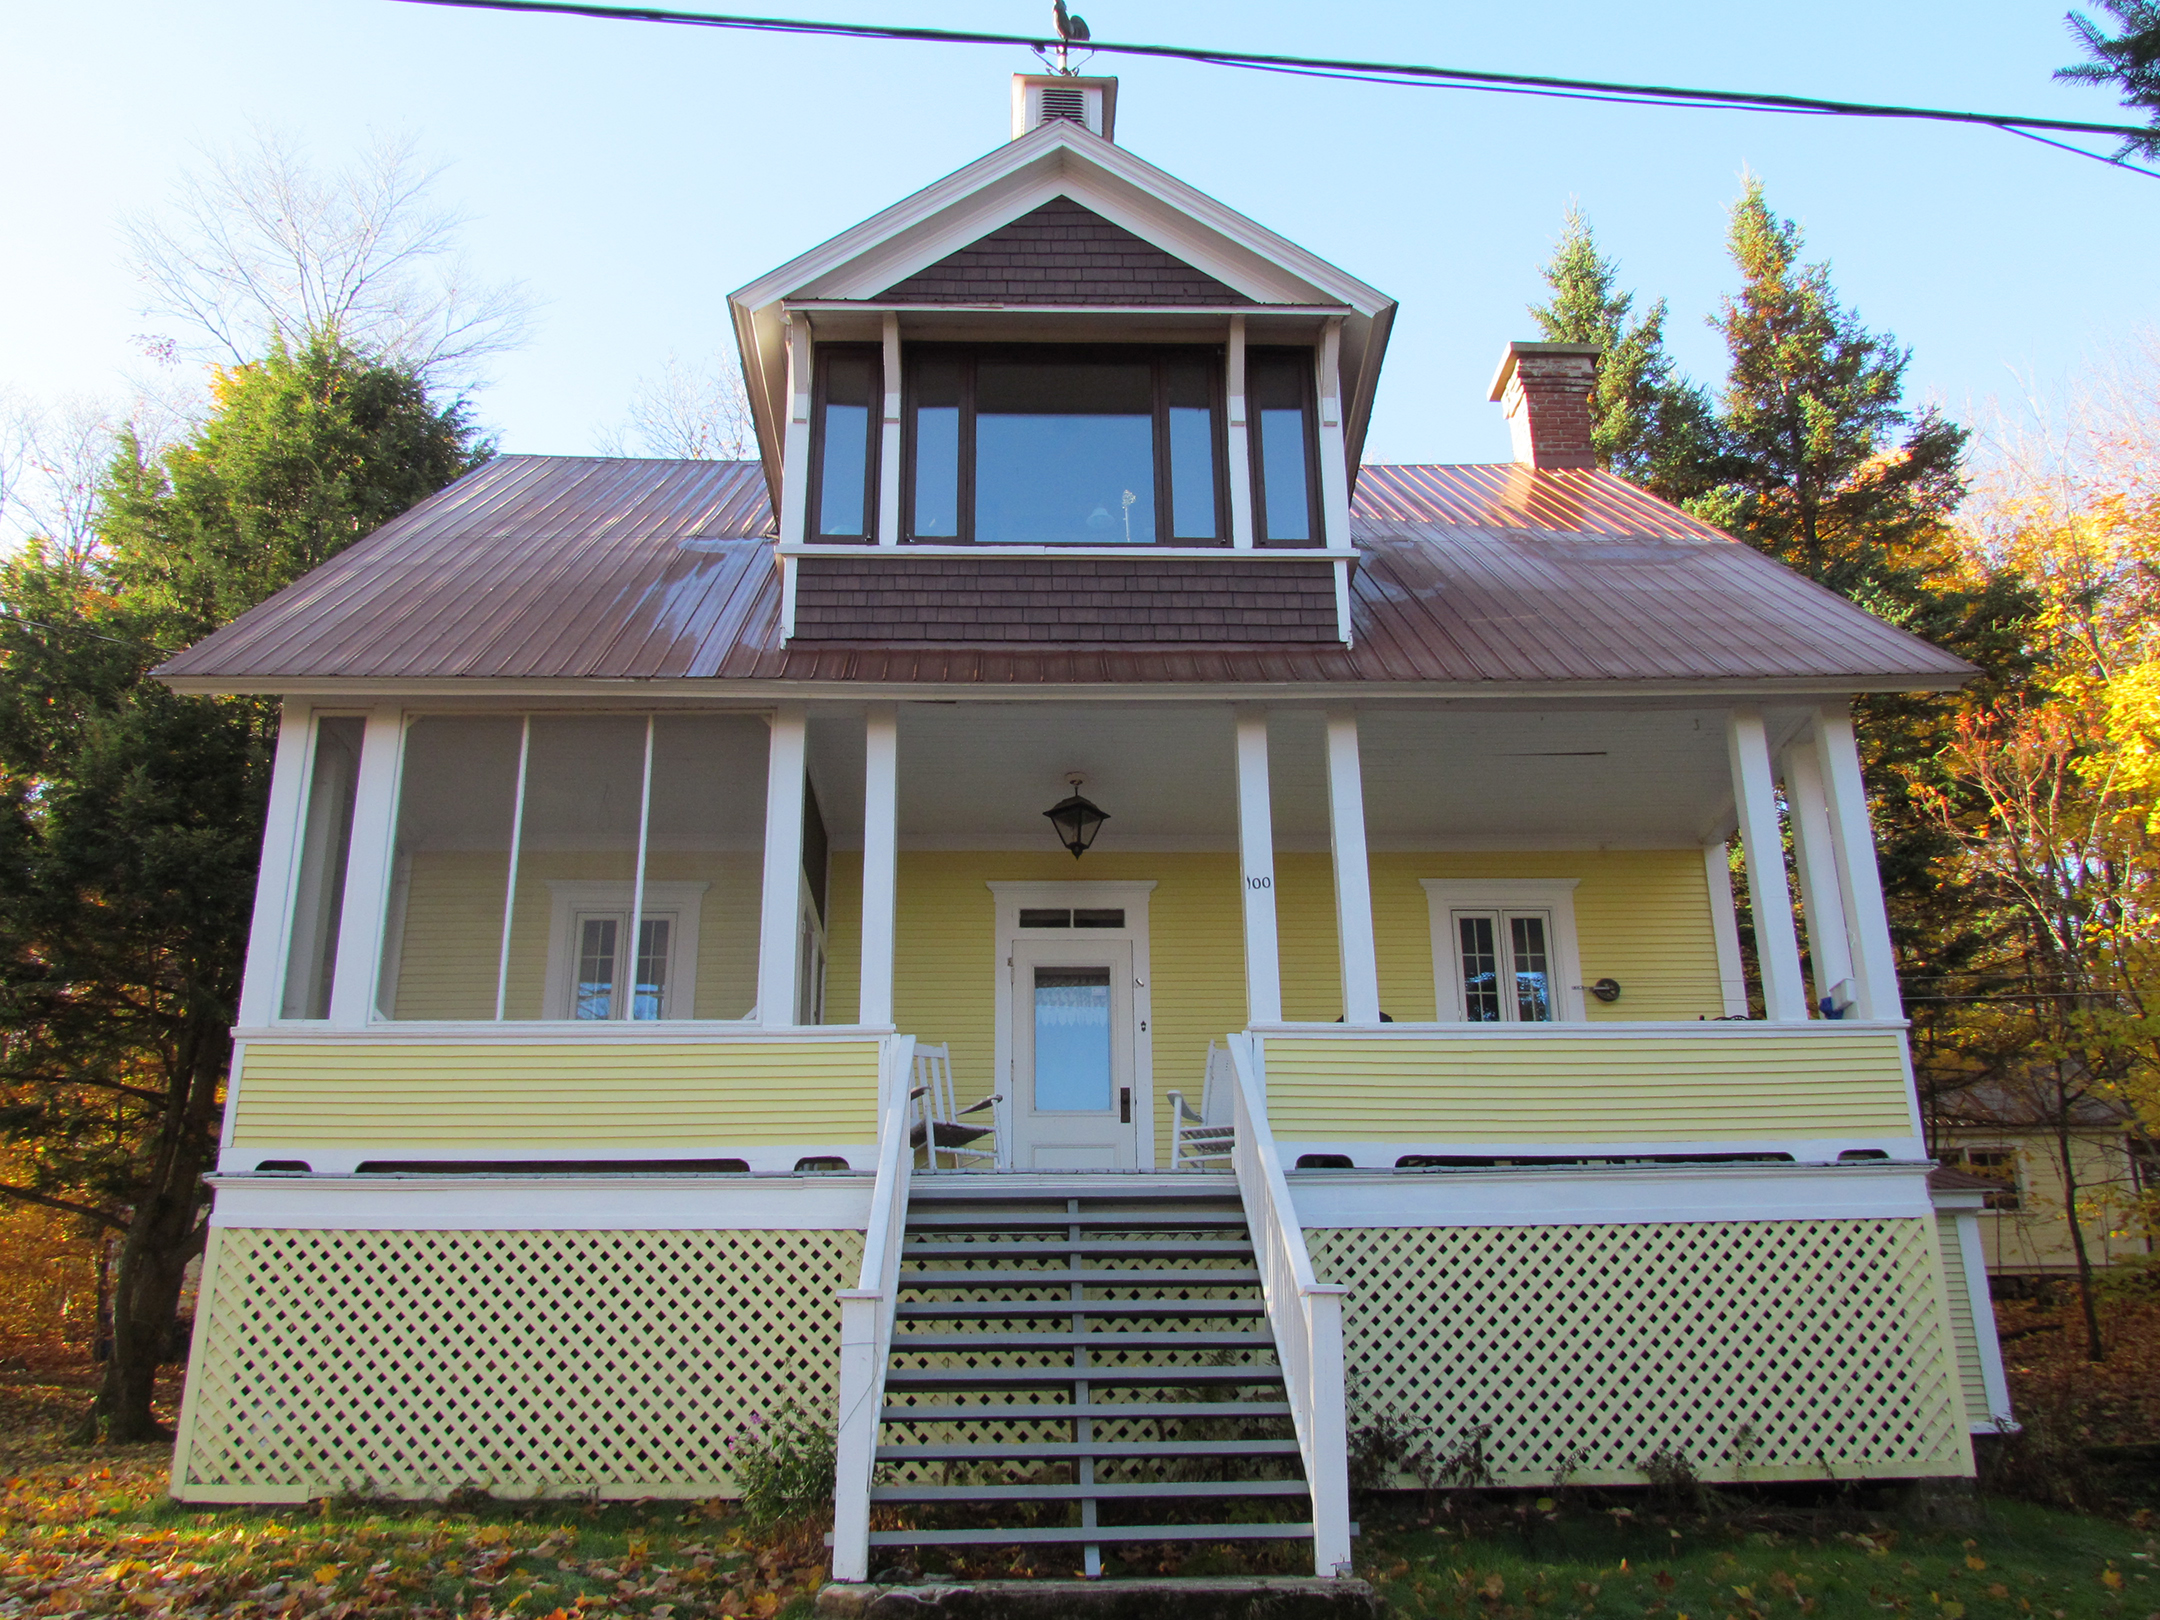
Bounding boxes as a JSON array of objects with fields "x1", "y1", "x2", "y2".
[
  {"x1": 1226, "y1": 1032, "x2": 1352, "y2": 1578},
  {"x1": 829, "y1": 1032, "x2": 915, "y2": 1583}
]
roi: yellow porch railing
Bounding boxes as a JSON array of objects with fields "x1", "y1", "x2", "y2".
[
  {"x1": 1257, "y1": 1022, "x2": 1918, "y2": 1146},
  {"x1": 227, "y1": 1034, "x2": 884, "y2": 1150}
]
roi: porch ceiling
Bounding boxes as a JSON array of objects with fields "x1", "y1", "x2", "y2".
[{"x1": 807, "y1": 704, "x2": 1750, "y2": 852}]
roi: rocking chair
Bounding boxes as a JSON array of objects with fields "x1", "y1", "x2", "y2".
[
  {"x1": 1165, "y1": 1041, "x2": 1237, "y2": 1170},
  {"x1": 908, "y1": 1042, "x2": 1000, "y2": 1170}
]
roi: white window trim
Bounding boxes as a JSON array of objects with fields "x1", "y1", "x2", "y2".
[
  {"x1": 1421, "y1": 878, "x2": 1586, "y2": 1024},
  {"x1": 542, "y1": 880, "x2": 709, "y2": 1021}
]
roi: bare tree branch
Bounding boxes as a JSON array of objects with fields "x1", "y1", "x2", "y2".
[
  {"x1": 0, "y1": 392, "x2": 119, "y2": 569},
  {"x1": 124, "y1": 128, "x2": 535, "y2": 390},
  {"x1": 0, "y1": 1183, "x2": 128, "y2": 1232},
  {"x1": 597, "y1": 352, "x2": 756, "y2": 461}
]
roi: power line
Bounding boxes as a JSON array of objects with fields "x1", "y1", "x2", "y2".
[{"x1": 391, "y1": 0, "x2": 2160, "y2": 176}]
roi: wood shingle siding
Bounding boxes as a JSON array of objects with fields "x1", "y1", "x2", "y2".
[
  {"x1": 876, "y1": 197, "x2": 1256, "y2": 306},
  {"x1": 790, "y1": 555, "x2": 1341, "y2": 643}
]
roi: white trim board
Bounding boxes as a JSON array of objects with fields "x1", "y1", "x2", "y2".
[
  {"x1": 214, "y1": 1141, "x2": 877, "y2": 1177},
  {"x1": 1290, "y1": 1161, "x2": 1935, "y2": 1228},
  {"x1": 207, "y1": 1172, "x2": 874, "y2": 1231},
  {"x1": 1279, "y1": 1136, "x2": 1926, "y2": 1168}
]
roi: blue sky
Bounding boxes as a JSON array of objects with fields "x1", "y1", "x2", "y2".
[{"x1": 2, "y1": 0, "x2": 2153, "y2": 467}]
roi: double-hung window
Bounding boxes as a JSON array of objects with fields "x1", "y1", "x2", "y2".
[
  {"x1": 895, "y1": 344, "x2": 1228, "y2": 545},
  {"x1": 1246, "y1": 347, "x2": 1320, "y2": 545},
  {"x1": 808, "y1": 345, "x2": 881, "y2": 542}
]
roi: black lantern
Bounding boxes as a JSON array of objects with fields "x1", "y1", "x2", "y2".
[{"x1": 1043, "y1": 774, "x2": 1109, "y2": 859}]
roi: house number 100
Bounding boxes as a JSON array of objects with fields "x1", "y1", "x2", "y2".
[{"x1": 1245, "y1": 874, "x2": 1272, "y2": 890}]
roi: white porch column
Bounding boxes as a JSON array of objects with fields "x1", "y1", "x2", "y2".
[
  {"x1": 876, "y1": 313, "x2": 901, "y2": 546},
  {"x1": 1702, "y1": 840, "x2": 1749, "y2": 1018},
  {"x1": 1226, "y1": 316, "x2": 1255, "y2": 549},
  {"x1": 758, "y1": 704, "x2": 810, "y2": 1028},
  {"x1": 1324, "y1": 709, "x2": 1382, "y2": 1026},
  {"x1": 1724, "y1": 707, "x2": 1809, "y2": 1022},
  {"x1": 1811, "y1": 704, "x2": 1905, "y2": 1021},
  {"x1": 1234, "y1": 708, "x2": 1282, "y2": 1026},
  {"x1": 236, "y1": 703, "x2": 315, "y2": 1028},
  {"x1": 1783, "y1": 736, "x2": 1857, "y2": 1016},
  {"x1": 858, "y1": 704, "x2": 899, "y2": 1026},
  {"x1": 327, "y1": 706, "x2": 406, "y2": 1028}
]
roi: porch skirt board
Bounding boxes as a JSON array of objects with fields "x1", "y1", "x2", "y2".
[{"x1": 169, "y1": 1216, "x2": 1971, "y2": 1502}]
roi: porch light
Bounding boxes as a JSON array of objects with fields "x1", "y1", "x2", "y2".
[{"x1": 1043, "y1": 774, "x2": 1109, "y2": 859}]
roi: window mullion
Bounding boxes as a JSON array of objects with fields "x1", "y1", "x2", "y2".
[
  {"x1": 621, "y1": 715, "x2": 655, "y2": 1020},
  {"x1": 493, "y1": 715, "x2": 531, "y2": 1022}
]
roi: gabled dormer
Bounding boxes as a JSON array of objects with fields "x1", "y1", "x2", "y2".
[{"x1": 727, "y1": 78, "x2": 1397, "y2": 646}]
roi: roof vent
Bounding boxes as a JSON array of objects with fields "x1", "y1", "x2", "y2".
[{"x1": 1010, "y1": 74, "x2": 1118, "y2": 141}]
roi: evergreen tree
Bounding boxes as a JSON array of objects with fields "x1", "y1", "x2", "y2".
[
  {"x1": 2059, "y1": 0, "x2": 2160, "y2": 158},
  {"x1": 0, "y1": 332, "x2": 485, "y2": 1439},
  {"x1": 1695, "y1": 179, "x2": 2042, "y2": 1044},
  {"x1": 1529, "y1": 206, "x2": 1719, "y2": 502}
]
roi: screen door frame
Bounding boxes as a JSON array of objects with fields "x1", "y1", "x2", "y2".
[{"x1": 989, "y1": 880, "x2": 1156, "y2": 1170}]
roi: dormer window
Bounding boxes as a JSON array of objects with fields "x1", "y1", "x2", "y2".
[
  {"x1": 809, "y1": 346, "x2": 882, "y2": 541},
  {"x1": 1248, "y1": 348, "x2": 1320, "y2": 546},
  {"x1": 897, "y1": 345, "x2": 1228, "y2": 545}
]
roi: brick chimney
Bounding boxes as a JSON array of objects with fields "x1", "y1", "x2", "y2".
[{"x1": 1488, "y1": 342, "x2": 1602, "y2": 471}]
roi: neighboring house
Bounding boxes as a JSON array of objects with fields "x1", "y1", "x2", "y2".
[
  {"x1": 157, "y1": 78, "x2": 2012, "y2": 1578},
  {"x1": 1932, "y1": 1084, "x2": 2154, "y2": 1278}
]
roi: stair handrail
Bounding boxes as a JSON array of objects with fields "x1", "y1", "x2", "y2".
[
  {"x1": 830, "y1": 1031, "x2": 916, "y2": 1583},
  {"x1": 1226, "y1": 1030, "x2": 1353, "y2": 1578}
]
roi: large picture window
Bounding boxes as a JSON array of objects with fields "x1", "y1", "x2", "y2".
[{"x1": 901, "y1": 345, "x2": 1226, "y2": 545}]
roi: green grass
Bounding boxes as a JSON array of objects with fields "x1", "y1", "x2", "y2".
[{"x1": 1350, "y1": 1492, "x2": 2160, "y2": 1620}]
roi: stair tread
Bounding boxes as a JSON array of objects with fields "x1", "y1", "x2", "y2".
[
  {"x1": 902, "y1": 1252, "x2": 1261, "y2": 1261},
  {"x1": 863, "y1": 1524, "x2": 1316, "y2": 1547},
  {"x1": 885, "y1": 1365, "x2": 1283, "y2": 1388},
  {"x1": 901, "y1": 1270, "x2": 1262, "y2": 1287},
  {"x1": 894, "y1": 1300, "x2": 1267, "y2": 1318},
  {"x1": 882, "y1": 1400, "x2": 1293, "y2": 1421},
  {"x1": 870, "y1": 1480, "x2": 1309, "y2": 1502},
  {"x1": 905, "y1": 1213, "x2": 1252, "y2": 1231},
  {"x1": 876, "y1": 1439, "x2": 1301, "y2": 1460},
  {"x1": 892, "y1": 1331, "x2": 1269, "y2": 1349}
]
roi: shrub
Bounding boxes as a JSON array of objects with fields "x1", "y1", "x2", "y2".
[{"x1": 728, "y1": 1401, "x2": 837, "y2": 1528}]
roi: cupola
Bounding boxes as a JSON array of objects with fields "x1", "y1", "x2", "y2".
[{"x1": 1010, "y1": 74, "x2": 1118, "y2": 141}]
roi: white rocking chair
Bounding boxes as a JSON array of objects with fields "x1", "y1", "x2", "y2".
[
  {"x1": 1166, "y1": 1042, "x2": 1237, "y2": 1170},
  {"x1": 908, "y1": 1042, "x2": 1000, "y2": 1171}
]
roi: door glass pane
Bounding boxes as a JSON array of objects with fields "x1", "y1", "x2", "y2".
[
  {"x1": 1511, "y1": 914, "x2": 1554, "y2": 1022},
  {"x1": 816, "y1": 352, "x2": 875, "y2": 537},
  {"x1": 911, "y1": 355, "x2": 962, "y2": 538},
  {"x1": 1251, "y1": 351, "x2": 1313, "y2": 542},
  {"x1": 1166, "y1": 352, "x2": 1218, "y2": 540},
  {"x1": 576, "y1": 916, "x2": 619, "y2": 1019},
  {"x1": 1034, "y1": 967, "x2": 1113, "y2": 1111},
  {"x1": 976, "y1": 360, "x2": 1156, "y2": 544},
  {"x1": 1457, "y1": 915, "x2": 1501, "y2": 1022},
  {"x1": 634, "y1": 917, "x2": 671, "y2": 1021},
  {"x1": 380, "y1": 716, "x2": 522, "y2": 1020},
  {"x1": 281, "y1": 715, "x2": 364, "y2": 1019}
]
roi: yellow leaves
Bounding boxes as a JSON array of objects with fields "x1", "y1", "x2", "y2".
[
  {"x1": 1940, "y1": 1603, "x2": 1966, "y2": 1619},
  {"x1": 1480, "y1": 1572, "x2": 1507, "y2": 1600},
  {"x1": 1967, "y1": 1555, "x2": 1988, "y2": 1571},
  {"x1": 2103, "y1": 1566, "x2": 2126, "y2": 1589},
  {"x1": 312, "y1": 1562, "x2": 340, "y2": 1584}
]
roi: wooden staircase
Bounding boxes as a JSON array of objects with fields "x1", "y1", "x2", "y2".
[{"x1": 866, "y1": 1175, "x2": 1315, "y2": 1577}]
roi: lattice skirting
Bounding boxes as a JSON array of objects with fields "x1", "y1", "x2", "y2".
[
  {"x1": 171, "y1": 1227, "x2": 863, "y2": 1503},
  {"x1": 1308, "y1": 1218, "x2": 1973, "y2": 1488}
]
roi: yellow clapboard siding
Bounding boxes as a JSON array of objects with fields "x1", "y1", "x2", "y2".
[
  {"x1": 231, "y1": 1041, "x2": 880, "y2": 1146},
  {"x1": 1264, "y1": 1029, "x2": 1913, "y2": 1139},
  {"x1": 1938, "y1": 1212, "x2": 1987, "y2": 1423}
]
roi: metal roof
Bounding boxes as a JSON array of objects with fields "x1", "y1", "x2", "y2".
[{"x1": 154, "y1": 455, "x2": 1975, "y2": 693}]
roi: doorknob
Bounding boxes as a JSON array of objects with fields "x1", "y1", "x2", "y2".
[{"x1": 1120, "y1": 1087, "x2": 1131, "y2": 1123}]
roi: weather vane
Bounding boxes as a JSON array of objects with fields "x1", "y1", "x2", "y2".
[{"x1": 1040, "y1": 0, "x2": 1089, "y2": 75}]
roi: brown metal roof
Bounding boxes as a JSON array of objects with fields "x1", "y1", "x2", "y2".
[{"x1": 154, "y1": 454, "x2": 1975, "y2": 691}]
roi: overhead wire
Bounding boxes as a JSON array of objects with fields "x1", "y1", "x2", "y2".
[{"x1": 389, "y1": 0, "x2": 2160, "y2": 177}]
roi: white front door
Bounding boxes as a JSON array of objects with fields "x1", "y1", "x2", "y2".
[{"x1": 1009, "y1": 936, "x2": 1138, "y2": 1170}]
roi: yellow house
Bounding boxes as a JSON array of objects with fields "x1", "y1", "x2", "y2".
[{"x1": 157, "y1": 77, "x2": 2009, "y2": 1581}]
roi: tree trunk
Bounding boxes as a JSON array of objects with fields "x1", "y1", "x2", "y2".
[
  {"x1": 2056, "y1": 1122, "x2": 2107, "y2": 1364},
  {"x1": 79, "y1": 1026, "x2": 224, "y2": 1443}
]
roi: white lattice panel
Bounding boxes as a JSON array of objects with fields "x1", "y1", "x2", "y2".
[
  {"x1": 173, "y1": 1227, "x2": 861, "y2": 1501},
  {"x1": 1308, "y1": 1219, "x2": 1971, "y2": 1487}
]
